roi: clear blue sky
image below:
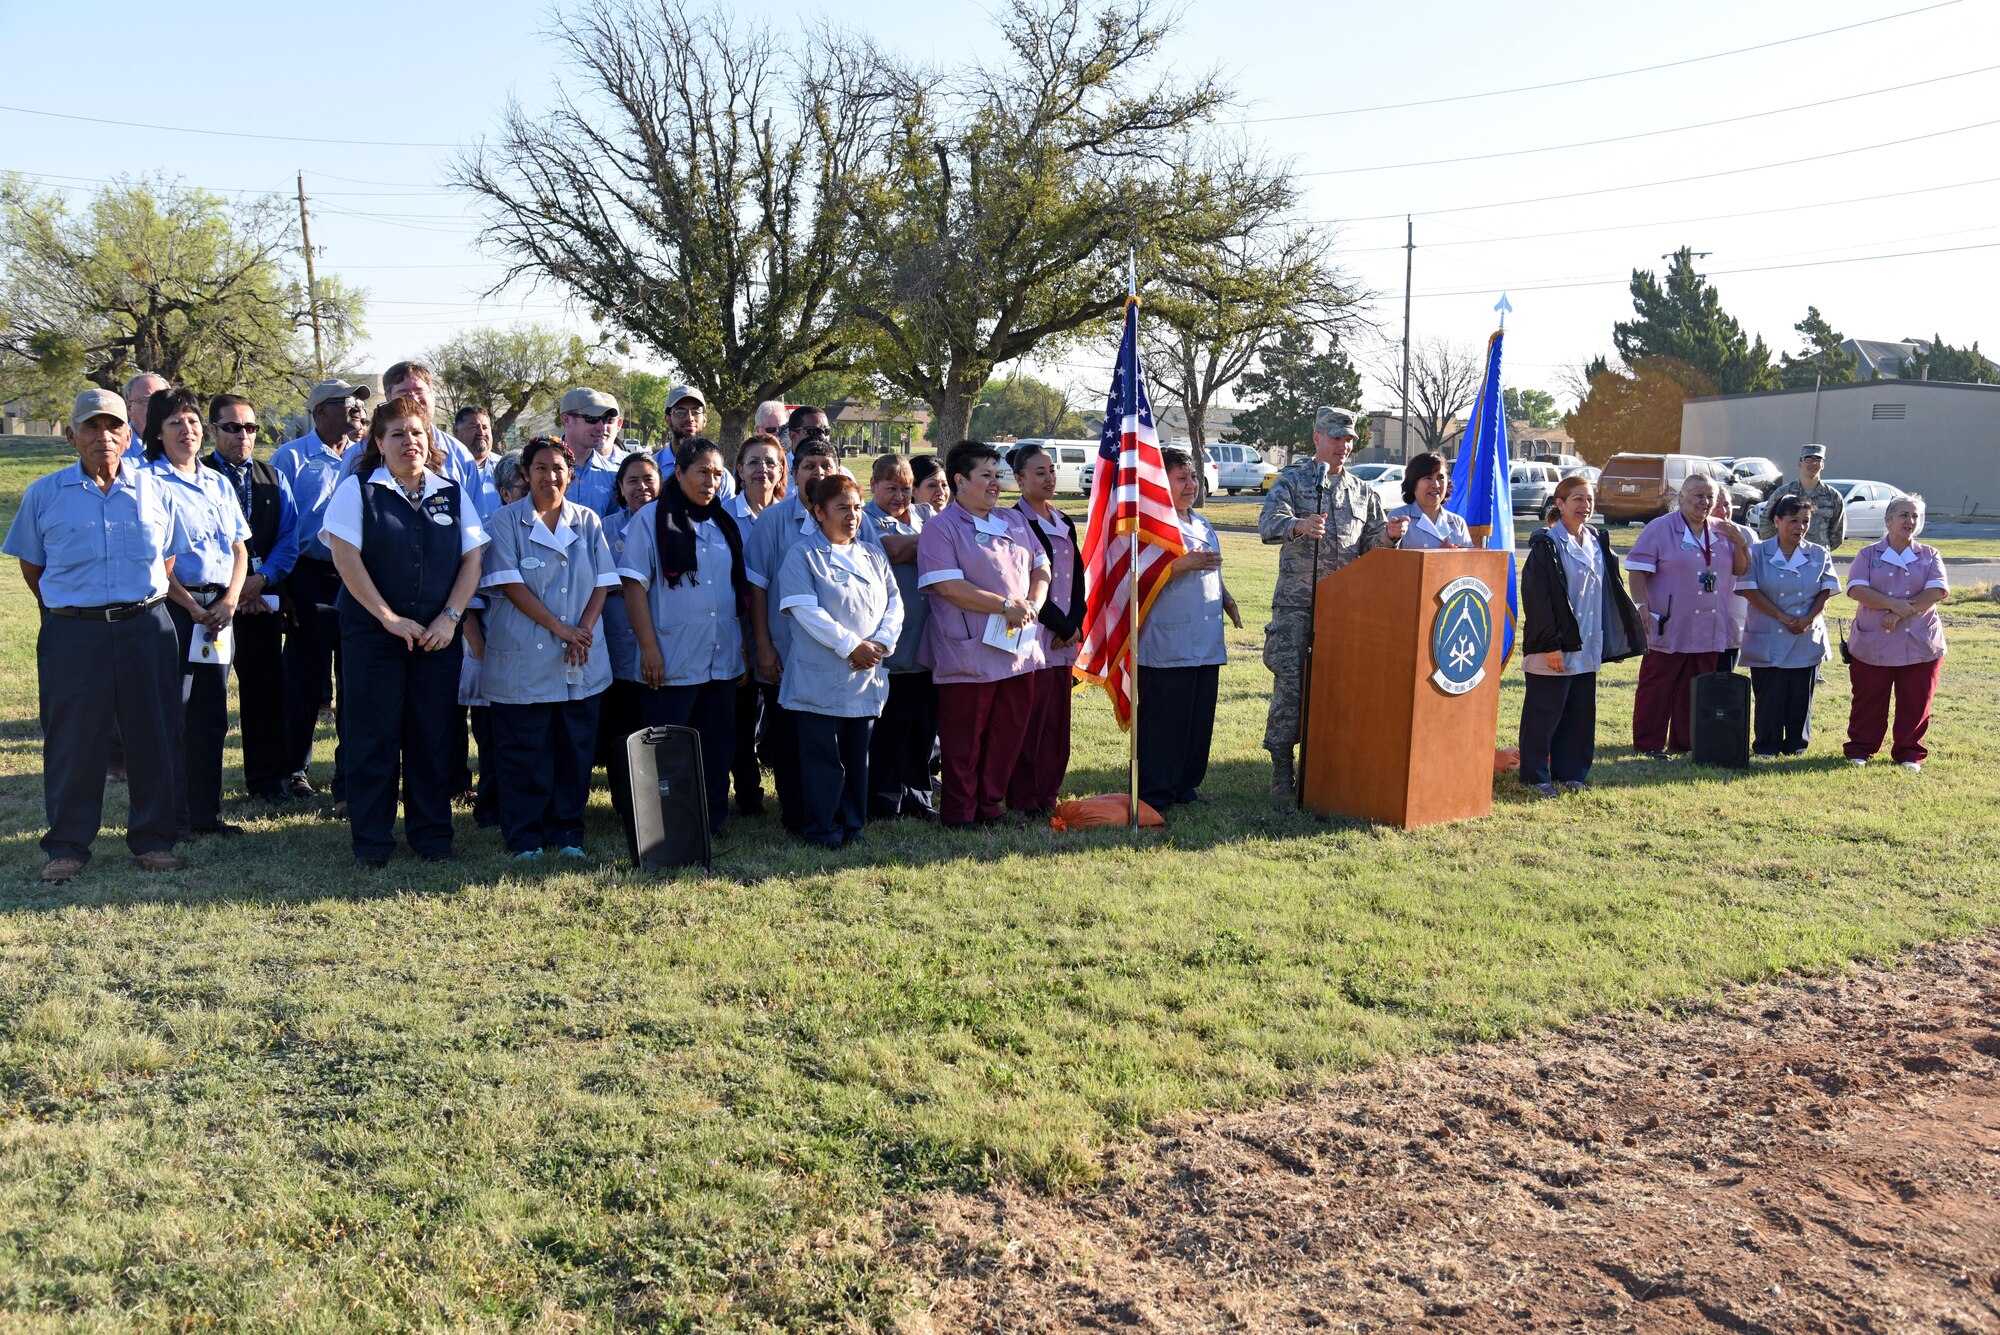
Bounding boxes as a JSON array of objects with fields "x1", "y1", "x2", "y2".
[{"x1": 3, "y1": 0, "x2": 1994, "y2": 410}]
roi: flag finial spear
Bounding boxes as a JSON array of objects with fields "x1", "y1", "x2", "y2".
[
  {"x1": 1127, "y1": 247, "x2": 1139, "y2": 307},
  {"x1": 1494, "y1": 292, "x2": 1513, "y2": 328}
]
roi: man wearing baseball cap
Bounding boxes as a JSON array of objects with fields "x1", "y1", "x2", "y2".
[
  {"x1": 4, "y1": 389, "x2": 195, "y2": 881},
  {"x1": 661, "y1": 383, "x2": 737, "y2": 501},
  {"x1": 1757, "y1": 443, "x2": 1846, "y2": 551},
  {"x1": 560, "y1": 386, "x2": 629, "y2": 515},
  {"x1": 1254, "y1": 405, "x2": 1408, "y2": 808},
  {"x1": 270, "y1": 377, "x2": 373, "y2": 804}
]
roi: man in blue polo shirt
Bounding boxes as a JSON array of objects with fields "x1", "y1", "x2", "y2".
[{"x1": 5, "y1": 388, "x2": 194, "y2": 882}]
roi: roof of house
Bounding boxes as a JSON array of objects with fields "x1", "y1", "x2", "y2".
[{"x1": 824, "y1": 397, "x2": 929, "y2": 425}]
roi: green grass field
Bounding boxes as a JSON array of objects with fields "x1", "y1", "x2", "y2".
[{"x1": 2, "y1": 438, "x2": 1997, "y2": 1330}]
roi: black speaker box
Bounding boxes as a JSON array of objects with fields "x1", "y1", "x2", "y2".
[
  {"x1": 625, "y1": 726, "x2": 711, "y2": 870},
  {"x1": 1690, "y1": 671, "x2": 1750, "y2": 769}
]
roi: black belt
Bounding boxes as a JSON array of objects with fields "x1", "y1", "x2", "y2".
[{"x1": 46, "y1": 595, "x2": 166, "y2": 623}]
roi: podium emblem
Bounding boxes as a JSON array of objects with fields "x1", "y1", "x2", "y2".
[{"x1": 1430, "y1": 576, "x2": 1494, "y2": 696}]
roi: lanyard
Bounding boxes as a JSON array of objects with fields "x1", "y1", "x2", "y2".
[{"x1": 1684, "y1": 516, "x2": 1712, "y2": 567}]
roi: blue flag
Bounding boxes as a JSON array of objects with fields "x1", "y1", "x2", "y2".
[{"x1": 1445, "y1": 328, "x2": 1518, "y2": 663}]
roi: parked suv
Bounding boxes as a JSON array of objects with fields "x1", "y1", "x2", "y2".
[
  {"x1": 1598, "y1": 453, "x2": 1711, "y2": 523},
  {"x1": 1508, "y1": 461, "x2": 1561, "y2": 520},
  {"x1": 1207, "y1": 443, "x2": 1276, "y2": 494}
]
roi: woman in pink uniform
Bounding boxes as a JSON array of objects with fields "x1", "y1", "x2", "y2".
[
  {"x1": 1006, "y1": 442, "x2": 1085, "y2": 815},
  {"x1": 1623, "y1": 473, "x2": 1749, "y2": 757},
  {"x1": 916, "y1": 441, "x2": 1050, "y2": 827},
  {"x1": 1843, "y1": 495, "x2": 1948, "y2": 771}
]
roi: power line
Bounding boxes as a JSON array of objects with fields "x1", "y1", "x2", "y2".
[
  {"x1": 1230, "y1": 0, "x2": 1961, "y2": 123},
  {"x1": 1325, "y1": 114, "x2": 2000, "y2": 223},
  {"x1": 1297, "y1": 62, "x2": 2000, "y2": 178},
  {"x1": 0, "y1": 104, "x2": 461, "y2": 148},
  {"x1": 1407, "y1": 239, "x2": 2000, "y2": 301},
  {"x1": 1336, "y1": 174, "x2": 2000, "y2": 254}
]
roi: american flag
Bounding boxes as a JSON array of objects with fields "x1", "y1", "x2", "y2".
[{"x1": 1073, "y1": 296, "x2": 1185, "y2": 727}]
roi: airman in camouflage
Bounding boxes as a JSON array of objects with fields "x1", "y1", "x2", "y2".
[
  {"x1": 1756, "y1": 444, "x2": 1846, "y2": 550},
  {"x1": 1258, "y1": 407, "x2": 1408, "y2": 808}
]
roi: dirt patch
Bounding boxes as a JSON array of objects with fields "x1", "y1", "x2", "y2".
[{"x1": 891, "y1": 936, "x2": 2000, "y2": 1332}]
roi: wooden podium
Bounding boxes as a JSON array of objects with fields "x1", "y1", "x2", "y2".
[{"x1": 1299, "y1": 548, "x2": 1508, "y2": 829}]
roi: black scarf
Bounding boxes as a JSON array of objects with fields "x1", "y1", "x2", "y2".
[{"x1": 653, "y1": 479, "x2": 748, "y2": 615}]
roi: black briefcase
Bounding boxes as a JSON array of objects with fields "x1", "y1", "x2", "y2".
[
  {"x1": 1689, "y1": 671, "x2": 1750, "y2": 769},
  {"x1": 625, "y1": 726, "x2": 711, "y2": 870}
]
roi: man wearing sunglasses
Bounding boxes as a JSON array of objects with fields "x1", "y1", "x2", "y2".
[
  {"x1": 560, "y1": 387, "x2": 630, "y2": 515},
  {"x1": 203, "y1": 393, "x2": 300, "y2": 804}
]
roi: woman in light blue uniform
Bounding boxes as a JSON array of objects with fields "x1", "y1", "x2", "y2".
[
  {"x1": 480, "y1": 438, "x2": 620, "y2": 859},
  {"x1": 461, "y1": 449, "x2": 526, "y2": 830},
  {"x1": 597, "y1": 451, "x2": 661, "y2": 839},
  {"x1": 144, "y1": 387, "x2": 251, "y2": 838},
  {"x1": 1137, "y1": 447, "x2": 1240, "y2": 810},
  {"x1": 617, "y1": 438, "x2": 748, "y2": 834},
  {"x1": 863, "y1": 452, "x2": 936, "y2": 819},
  {"x1": 774, "y1": 474, "x2": 902, "y2": 847},
  {"x1": 1387, "y1": 451, "x2": 1472, "y2": 550},
  {"x1": 1738, "y1": 494, "x2": 1838, "y2": 758}
]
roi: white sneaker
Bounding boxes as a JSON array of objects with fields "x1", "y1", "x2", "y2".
[
  {"x1": 1848, "y1": 758, "x2": 1868, "y2": 767},
  {"x1": 1898, "y1": 761, "x2": 1923, "y2": 772}
]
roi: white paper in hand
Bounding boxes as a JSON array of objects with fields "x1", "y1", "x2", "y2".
[
  {"x1": 190, "y1": 624, "x2": 235, "y2": 666},
  {"x1": 982, "y1": 611, "x2": 1032, "y2": 656}
]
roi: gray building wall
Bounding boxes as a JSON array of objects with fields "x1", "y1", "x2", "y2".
[{"x1": 1680, "y1": 380, "x2": 2000, "y2": 517}]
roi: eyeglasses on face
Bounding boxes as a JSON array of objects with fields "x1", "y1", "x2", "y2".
[
  {"x1": 669, "y1": 402, "x2": 705, "y2": 415},
  {"x1": 213, "y1": 422, "x2": 261, "y2": 435}
]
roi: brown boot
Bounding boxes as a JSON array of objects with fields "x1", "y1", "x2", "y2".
[
  {"x1": 1268, "y1": 749, "x2": 1296, "y2": 811},
  {"x1": 39, "y1": 858, "x2": 84, "y2": 883},
  {"x1": 133, "y1": 850, "x2": 184, "y2": 872}
]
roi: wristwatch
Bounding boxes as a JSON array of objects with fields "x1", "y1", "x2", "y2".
[{"x1": 444, "y1": 606, "x2": 464, "y2": 624}]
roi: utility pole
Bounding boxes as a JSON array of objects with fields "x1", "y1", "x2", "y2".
[
  {"x1": 297, "y1": 171, "x2": 325, "y2": 381},
  {"x1": 1399, "y1": 215, "x2": 1414, "y2": 464}
]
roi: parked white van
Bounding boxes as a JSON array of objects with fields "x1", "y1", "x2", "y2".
[{"x1": 1206, "y1": 442, "x2": 1277, "y2": 493}]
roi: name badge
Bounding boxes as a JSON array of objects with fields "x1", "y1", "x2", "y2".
[
  {"x1": 975, "y1": 531, "x2": 992, "y2": 546},
  {"x1": 522, "y1": 556, "x2": 545, "y2": 570},
  {"x1": 432, "y1": 513, "x2": 455, "y2": 526},
  {"x1": 829, "y1": 567, "x2": 850, "y2": 585}
]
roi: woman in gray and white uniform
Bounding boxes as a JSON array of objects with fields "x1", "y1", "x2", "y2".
[
  {"x1": 775, "y1": 473, "x2": 903, "y2": 848},
  {"x1": 479, "y1": 438, "x2": 620, "y2": 858},
  {"x1": 1738, "y1": 493, "x2": 1838, "y2": 758}
]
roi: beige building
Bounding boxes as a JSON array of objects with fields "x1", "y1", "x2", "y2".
[{"x1": 1680, "y1": 379, "x2": 2000, "y2": 516}]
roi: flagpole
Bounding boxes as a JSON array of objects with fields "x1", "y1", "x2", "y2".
[{"x1": 1126, "y1": 250, "x2": 1141, "y2": 834}]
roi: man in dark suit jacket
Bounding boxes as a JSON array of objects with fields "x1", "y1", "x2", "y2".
[{"x1": 203, "y1": 393, "x2": 300, "y2": 802}]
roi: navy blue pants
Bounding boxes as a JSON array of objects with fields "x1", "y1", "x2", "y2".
[
  {"x1": 469, "y1": 705, "x2": 500, "y2": 827},
  {"x1": 1749, "y1": 665, "x2": 1817, "y2": 756},
  {"x1": 731, "y1": 677, "x2": 776, "y2": 813},
  {"x1": 764, "y1": 700, "x2": 804, "y2": 832},
  {"x1": 796, "y1": 712, "x2": 872, "y2": 847},
  {"x1": 168, "y1": 599, "x2": 230, "y2": 831},
  {"x1": 1137, "y1": 664, "x2": 1219, "y2": 809},
  {"x1": 283, "y1": 556, "x2": 345, "y2": 798},
  {"x1": 492, "y1": 696, "x2": 601, "y2": 853},
  {"x1": 1518, "y1": 671, "x2": 1598, "y2": 786},
  {"x1": 868, "y1": 671, "x2": 936, "y2": 818},
  {"x1": 339, "y1": 621, "x2": 461, "y2": 860},
  {"x1": 639, "y1": 678, "x2": 734, "y2": 833},
  {"x1": 38, "y1": 604, "x2": 182, "y2": 863},
  {"x1": 232, "y1": 607, "x2": 287, "y2": 798}
]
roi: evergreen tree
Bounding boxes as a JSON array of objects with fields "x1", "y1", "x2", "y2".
[
  {"x1": 1612, "y1": 247, "x2": 1775, "y2": 394},
  {"x1": 1227, "y1": 327, "x2": 1365, "y2": 451},
  {"x1": 1906, "y1": 334, "x2": 1997, "y2": 384},
  {"x1": 1777, "y1": 306, "x2": 1857, "y2": 389},
  {"x1": 1502, "y1": 387, "x2": 1559, "y2": 428}
]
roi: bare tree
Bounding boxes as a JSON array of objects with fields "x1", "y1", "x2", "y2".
[
  {"x1": 1140, "y1": 190, "x2": 1367, "y2": 460},
  {"x1": 452, "y1": 1, "x2": 880, "y2": 448},
  {"x1": 846, "y1": 0, "x2": 1288, "y2": 449},
  {"x1": 1405, "y1": 337, "x2": 1482, "y2": 457},
  {"x1": 428, "y1": 324, "x2": 605, "y2": 441}
]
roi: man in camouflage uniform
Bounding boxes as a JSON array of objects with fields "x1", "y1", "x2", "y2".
[
  {"x1": 1258, "y1": 407, "x2": 1409, "y2": 808},
  {"x1": 1756, "y1": 443, "x2": 1845, "y2": 550}
]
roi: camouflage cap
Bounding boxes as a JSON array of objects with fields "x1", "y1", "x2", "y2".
[
  {"x1": 1799, "y1": 443, "x2": 1826, "y2": 459},
  {"x1": 1314, "y1": 406, "x2": 1358, "y2": 438}
]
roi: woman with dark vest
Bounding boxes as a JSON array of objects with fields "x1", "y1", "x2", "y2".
[
  {"x1": 1007, "y1": 441, "x2": 1085, "y2": 814},
  {"x1": 616, "y1": 438, "x2": 748, "y2": 834},
  {"x1": 202, "y1": 393, "x2": 300, "y2": 805},
  {"x1": 322, "y1": 396, "x2": 489, "y2": 867}
]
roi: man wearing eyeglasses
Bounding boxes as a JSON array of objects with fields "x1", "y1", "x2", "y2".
[
  {"x1": 203, "y1": 393, "x2": 300, "y2": 804},
  {"x1": 560, "y1": 387, "x2": 631, "y2": 515},
  {"x1": 661, "y1": 384, "x2": 737, "y2": 501},
  {"x1": 272, "y1": 378, "x2": 373, "y2": 804}
]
